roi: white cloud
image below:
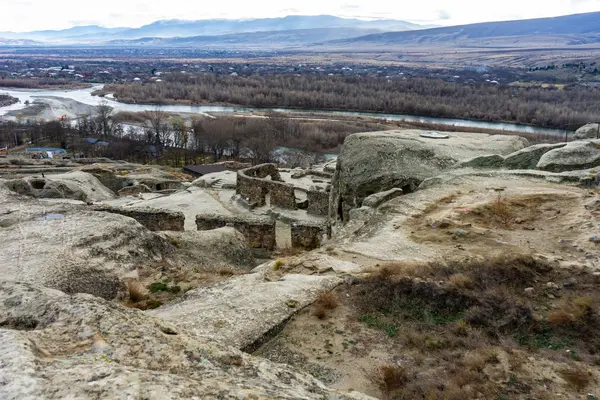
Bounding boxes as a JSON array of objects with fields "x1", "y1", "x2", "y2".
[{"x1": 1, "y1": 0, "x2": 599, "y2": 32}]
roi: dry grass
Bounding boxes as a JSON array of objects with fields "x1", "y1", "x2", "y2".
[
  {"x1": 127, "y1": 280, "x2": 148, "y2": 302},
  {"x1": 548, "y1": 296, "x2": 595, "y2": 326},
  {"x1": 316, "y1": 291, "x2": 339, "y2": 310},
  {"x1": 369, "y1": 364, "x2": 412, "y2": 395},
  {"x1": 312, "y1": 290, "x2": 339, "y2": 319},
  {"x1": 560, "y1": 367, "x2": 591, "y2": 391},
  {"x1": 448, "y1": 273, "x2": 474, "y2": 289},
  {"x1": 216, "y1": 267, "x2": 244, "y2": 277},
  {"x1": 273, "y1": 259, "x2": 286, "y2": 271}
]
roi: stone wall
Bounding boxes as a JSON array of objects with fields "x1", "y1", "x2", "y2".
[
  {"x1": 196, "y1": 213, "x2": 276, "y2": 250},
  {"x1": 93, "y1": 205, "x2": 185, "y2": 231},
  {"x1": 291, "y1": 221, "x2": 327, "y2": 251},
  {"x1": 237, "y1": 164, "x2": 297, "y2": 209},
  {"x1": 306, "y1": 189, "x2": 330, "y2": 216}
]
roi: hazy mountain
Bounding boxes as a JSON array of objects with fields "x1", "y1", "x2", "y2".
[
  {"x1": 0, "y1": 25, "x2": 129, "y2": 43},
  {"x1": 105, "y1": 27, "x2": 385, "y2": 49},
  {"x1": 0, "y1": 15, "x2": 424, "y2": 45},
  {"x1": 319, "y1": 11, "x2": 600, "y2": 48},
  {"x1": 0, "y1": 38, "x2": 42, "y2": 46}
]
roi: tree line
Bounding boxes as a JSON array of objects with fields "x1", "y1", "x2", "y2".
[
  {"x1": 101, "y1": 73, "x2": 600, "y2": 130},
  {"x1": 1, "y1": 102, "x2": 384, "y2": 167}
]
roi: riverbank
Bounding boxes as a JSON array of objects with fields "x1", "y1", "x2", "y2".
[{"x1": 0, "y1": 85, "x2": 574, "y2": 138}]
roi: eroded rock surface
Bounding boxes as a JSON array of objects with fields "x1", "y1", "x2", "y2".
[
  {"x1": 150, "y1": 271, "x2": 342, "y2": 351},
  {"x1": 0, "y1": 281, "x2": 372, "y2": 400}
]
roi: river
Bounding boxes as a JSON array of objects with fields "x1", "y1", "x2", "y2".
[{"x1": 0, "y1": 85, "x2": 573, "y2": 137}]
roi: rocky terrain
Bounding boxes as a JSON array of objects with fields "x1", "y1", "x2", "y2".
[{"x1": 1, "y1": 128, "x2": 600, "y2": 399}]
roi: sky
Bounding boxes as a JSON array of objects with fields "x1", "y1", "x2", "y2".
[{"x1": 3, "y1": 0, "x2": 600, "y2": 32}]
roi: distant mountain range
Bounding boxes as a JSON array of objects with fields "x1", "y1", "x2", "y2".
[
  {"x1": 0, "y1": 15, "x2": 426, "y2": 45},
  {"x1": 2, "y1": 12, "x2": 600, "y2": 50},
  {"x1": 319, "y1": 11, "x2": 600, "y2": 49}
]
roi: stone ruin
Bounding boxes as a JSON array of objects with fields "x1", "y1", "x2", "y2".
[
  {"x1": 195, "y1": 213, "x2": 327, "y2": 251},
  {"x1": 291, "y1": 221, "x2": 327, "y2": 250},
  {"x1": 236, "y1": 163, "x2": 330, "y2": 217},
  {"x1": 93, "y1": 205, "x2": 185, "y2": 231},
  {"x1": 236, "y1": 163, "x2": 297, "y2": 209},
  {"x1": 196, "y1": 213, "x2": 277, "y2": 251}
]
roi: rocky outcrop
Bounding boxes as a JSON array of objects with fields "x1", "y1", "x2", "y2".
[
  {"x1": 0, "y1": 201, "x2": 177, "y2": 299},
  {"x1": 454, "y1": 154, "x2": 505, "y2": 169},
  {"x1": 503, "y1": 143, "x2": 567, "y2": 170},
  {"x1": 0, "y1": 280, "x2": 372, "y2": 400},
  {"x1": 573, "y1": 123, "x2": 600, "y2": 140},
  {"x1": 192, "y1": 170, "x2": 237, "y2": 189},
  {"x1": 330, "y1": 129, "x2": 527, "y2": 222},
  {"x1": 537, "y1": 140, "x2": 600, "y2": 172},
  {"x1": 3, "y1": 171, "x2": 115, "y2": 202},
  {"x1": 149, "y1": 271, "x2": 342, "y2": 351},
  {"x1": 117, "y1": 183, "x2": 151, "y2": 196}
]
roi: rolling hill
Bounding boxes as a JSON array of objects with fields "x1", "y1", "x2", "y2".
[{"x1": 318, "y1": 11, "x2": 600, "y2": 49}]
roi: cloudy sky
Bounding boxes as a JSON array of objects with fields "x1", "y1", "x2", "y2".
[{"x1": 3, "y1": 0, "x2": 600, "y2": 32}]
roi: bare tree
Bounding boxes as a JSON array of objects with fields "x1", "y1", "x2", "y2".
[
  {"x1": 95, "y1": 101, "x2": 115, "y2": 138},
  {"x1": 143, "y1": 109, "x2": 172, "y2": 156},
  {"x1": 244, "y1": 119, "x2": 277, "y2": 165}
]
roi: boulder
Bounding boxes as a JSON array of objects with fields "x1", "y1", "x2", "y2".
[
  {"x1": 454, "y1": 154, "x2": 505, "y2": 169},
  {"x1": 573, "y1": 123, "x2": 600, "y2": 140},
  {"x1": 503, "y1": 143, "x2": 567, "y2": 170},
  {"x1": 537, "y1": 140, "x2": 600, "y2": 172},
  {"x1": 0, "y1": 281, "x2": 373, "y2": 400},
  {"x1": 3, "y1": 171, "x2": 115, "y2": 202},
  {"x1": 362, "y1": 188, "x2": 404, "y2": 208},
  {"x1": 331, "y1": 129, "x2": 527, "y2": 222}
]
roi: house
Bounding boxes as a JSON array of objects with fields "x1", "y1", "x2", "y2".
[{"x1": 182, "y1": 164, "x2": 228, "y2": 177}]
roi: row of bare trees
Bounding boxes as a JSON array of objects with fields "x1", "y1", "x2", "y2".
[{"x1": 102, "y1": 73, "x2": 600, "y2": 130}]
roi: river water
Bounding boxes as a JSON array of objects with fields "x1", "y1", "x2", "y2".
[{"x1": 0, "y1": 85, "x2": 572, "y2": 137}]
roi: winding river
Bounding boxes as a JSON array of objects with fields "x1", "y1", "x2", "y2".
[{"x1": 0, "y1": 85, "x2": 573, "y2": 137}]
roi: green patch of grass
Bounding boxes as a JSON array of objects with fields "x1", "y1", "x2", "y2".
[
  {"x1": 150, "y1": 282, "x2": 168, "y2": 293},
  {"x1": 359, "y1": 314, "x2": 398, "y2": 337}
]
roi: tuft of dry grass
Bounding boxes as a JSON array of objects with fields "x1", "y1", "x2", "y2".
[
  {"x1": 312, "y1": 291, "x2": 339, "y2": 319},
  {"x1": 273, "y1": 259, "x2": 285, "y2": 271},
  {"x1": 369, "y1": 364, "x2": 412, "y2": 395},
  {"x1": 448, "y1": 273, "x2": 474, "y2": 289},
  {"x1": 316, "y1": 291, "x2": 339, "y2": 310},
  {"x1": 548, "y1": 296, "x2": 595, "y2": 326},
  {"x1": 127, "y1": 280, "x2": 149, "y2": 302},
  {"x1": 560, "y1": 367, "x2": 591, "y2": 391}
]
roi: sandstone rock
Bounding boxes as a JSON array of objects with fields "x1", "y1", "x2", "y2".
[
  {"x1": 362, "y1": 188, "x2": 404, "y2": 208},
  {"x1": 0, "y1": 203, "x2": 177, "y2": 299},
  {"x1": 330, "y1": 130, "x2": 527, "y2": 222},
  {"x1": 3, "y1": 171, "x2": 115, "y2": 202},
  {"x1": 573, "y1": 123, "x2": 600, "y2": 140},
  {"x1": 503, "y1": 143, "x2": 567, "y2": 170},
  {"x1": 454, "y1": 154, "x2": 505, "y2": 169},
  {"x1": 117, "y1": 183, "x2": 151, "y2": 196},
  {"x1": 537, "y1": 141, "x2": 600, "y2": 172},
  {"x1": 93, "y1": 205, "x2": 185, "y2": 231},
  {"x1": 0, "y1": 281, "x2": 372, "y2": 400},
  {"x1": 150, "y1": 272, "x2": 342, "y2": 351}
]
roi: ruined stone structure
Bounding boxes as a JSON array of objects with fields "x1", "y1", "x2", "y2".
[
  {"x1": 306, "y1": 189, "x2": 330, "y2": 216},
  {"x1": 237, "y1": 164, "x2": 297, "y2": 209},
  {"x1": 196, "y1": 213, "x2": 276, "y2": 250},
  {"x1": 93, "y1": 205, "x2": 185, "y2": 231},
  {"x1": 291, "y1": 221, "x2": 327, "y2": 250}
]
